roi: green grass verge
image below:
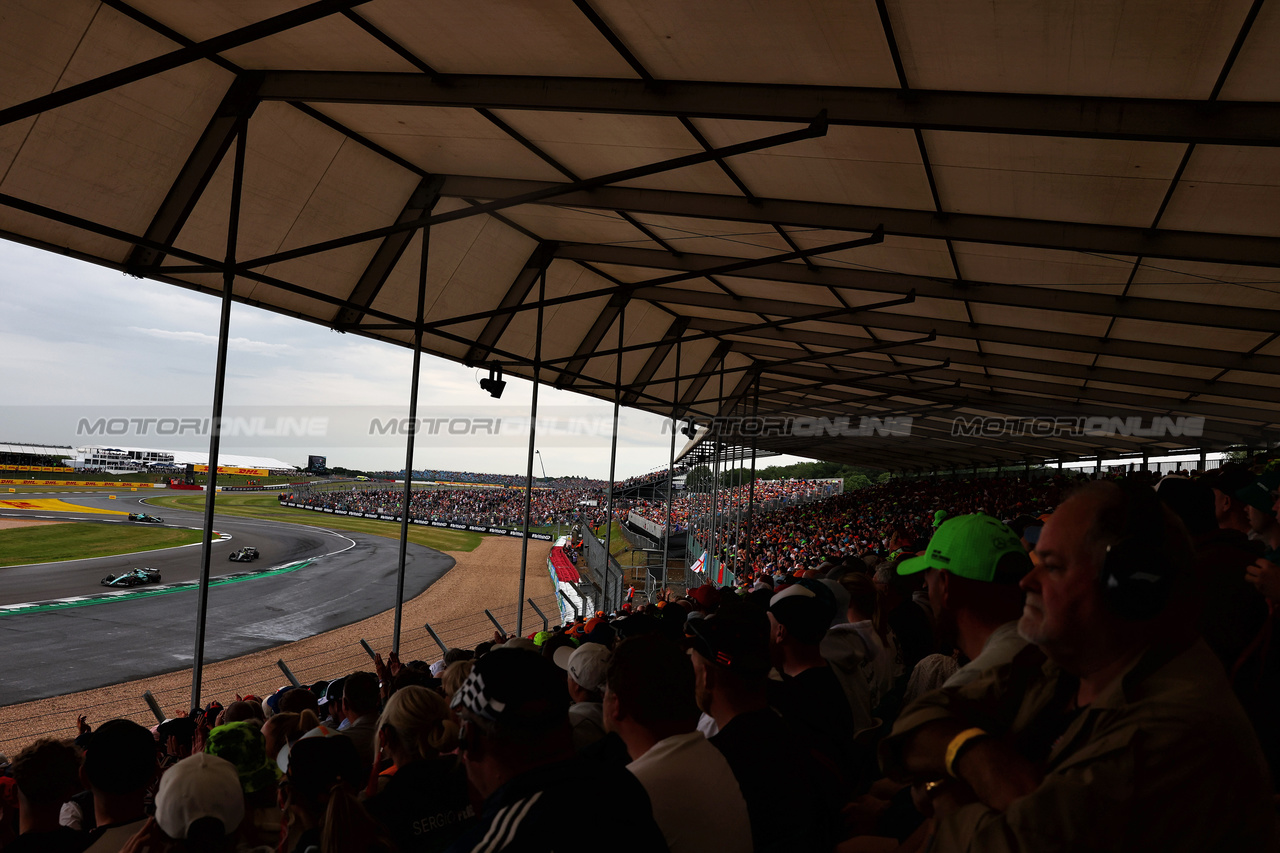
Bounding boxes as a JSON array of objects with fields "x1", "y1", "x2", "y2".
[
  {"x1": 143, "y1": 494, "x2": 484, "y2": 553},
  {"x1": 0, "y1": 524, "x2": 205, "y2": 567}
]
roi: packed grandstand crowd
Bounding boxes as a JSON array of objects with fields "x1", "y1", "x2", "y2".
[
  {"x1": 628, "y1": 477, "x2": 839, "y2": 534},
  {"x1": 4, "y1": 461, "x2": 1280, "y2": 852},
  {"x1": 283, "y1": 484, "x2": 616, "y2": 529},
  {"x1": 365, "y1": 469, "x2": 610, "y2": 489},
  {"x1": 283, "y1": 474, "x2": 836, "y2": 535},
  {"x1": 364, "y1": 468, "x2": 689, "y2": 491}
]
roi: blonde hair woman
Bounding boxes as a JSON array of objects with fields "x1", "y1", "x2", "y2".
[{"x1": 363, "y1": 686, "x2": 474, "y2": 852}]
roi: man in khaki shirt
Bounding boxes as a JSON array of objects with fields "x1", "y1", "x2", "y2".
[{"x1": 878, "y1": 481, "x2": 1277, "y2": 852}]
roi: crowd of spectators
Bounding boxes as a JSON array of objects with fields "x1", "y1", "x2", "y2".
[
  {"x1": 615, "y1": 467, "x2": 688, "y2": 491},
  {"x1": 283, "y1": 469, "x2": 828, "y2": 534},
  {"x1": 284, "y1": 484, "x2": 617, "y2": 530},
  {"x1": 627, "y1": 477, "x2": 837, "y2": 534},
  {"x1": 365, "y1": 470, "x2": 610, "y2": 489},
  {"x1": 4, "y1": 461, "x2": 1279, "y2": 852}
]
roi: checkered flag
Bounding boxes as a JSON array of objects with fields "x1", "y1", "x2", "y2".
[{"x1": 451, "y1": 669, "x2": 506, "y2": 723}]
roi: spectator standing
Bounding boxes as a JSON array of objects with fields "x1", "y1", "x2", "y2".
[
  {"x1": 80, "y1": 720, "x2": 156, "y2": 853},
  {"x1": 896, "y1": 514, "x2": 1031, "y2": 689},
  {"x1": 604, "y1": 633, "x2": 751, "y2": 853},
  {"x1": 689, "y1": 607, "x2": 844, "y2": 853},
  {"x1": 339, "y1": 672, "x2": 381, "y2": 779},
  {"x1": 768, "y1": 578, "x2": 867, "y2": 782},
  {"x1": 278, "y1": 729, "x2": 391, "y2": 853},
  {"x1": 448, "y1": 648, "x2": 667, "y2": 853},
  {"x1": 552, "y1": 643, "x2": 611, "y2": 751},
  {"x1": 9, "y1": 738, "x2": 86, "y2": 853},
  {"x1": 364, "y1": 686, "x2": 474, "y2": 853},
  {"x1": 152, "y1": 752, "x2": 245, "y2": 852},
  {"x1": 203, "y1": 721, "x2": 283, "y2": 852}
]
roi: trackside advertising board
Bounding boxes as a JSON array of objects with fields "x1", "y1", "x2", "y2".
[
  {"x1": 277, "y1": 502, "x2": 553, "y2": 540},
  {"x1": 0, "y1": 479, "x2": 165, "y2": 487}
]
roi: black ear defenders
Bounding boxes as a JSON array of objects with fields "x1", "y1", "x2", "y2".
[{"x1": 1098, "y1": 484, "x2": 1176, "y2": 620}]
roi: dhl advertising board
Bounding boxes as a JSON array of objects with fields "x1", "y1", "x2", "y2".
[
  {"x1": 0, "y1": 466, "x2": 74, "y2": 472},
  {"x1": 0, "y1": 479, "x2": 165, "y2": 487}
]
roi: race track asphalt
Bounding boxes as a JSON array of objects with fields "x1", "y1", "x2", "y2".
[{"x1": 0, "y1": 491, "x2": 454, "y2": 704}]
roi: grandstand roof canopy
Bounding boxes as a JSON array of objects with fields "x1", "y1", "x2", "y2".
[
  {"x1": 0, "y1": 443, "x2": 73, "y2": 457},
  {"x1": 3, "y1": 0, "x2": 1279, "y2": 471}
]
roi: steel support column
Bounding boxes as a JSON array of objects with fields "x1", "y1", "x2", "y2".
[
  {"x1": 515, "y1": 269, "x2": 547, "y2": 636},
  {"x1": 603, "y1": 304, "x2": 625, "y2": 611},
  {"x1": 745, "y1": 376, "x2": 760, "y2": 577},
  {"x1": 662, "y1": 337, "x2": 681, "y2": 598},
  {"x1": 392, "y1": 224, "x2": 430, "y2": 654},
  {"x1": 190, "y1": 118, "x2": 247, "y2": 711}
]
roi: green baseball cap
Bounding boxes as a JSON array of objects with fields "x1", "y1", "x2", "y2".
[
  {"x1": 932, "y1": 510, "x2": 948, "y2": 528},
  {"x1": 897, "y1": 514, "x2": 1031, "y2": 584}
]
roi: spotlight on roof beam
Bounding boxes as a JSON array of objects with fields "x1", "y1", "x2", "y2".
[
  {"x1": 681, "y1": 418, "x2": 697, "y2": 439},
  {"x1": 479, "y1": 364, "x2": 506, "y2": 399}
]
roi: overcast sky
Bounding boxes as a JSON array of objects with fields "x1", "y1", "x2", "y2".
[{"x1": 0, "y1": 239, "x2": 809, "y2": 479}]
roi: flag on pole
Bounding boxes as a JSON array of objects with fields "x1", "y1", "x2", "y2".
[{"x1": 690, "y1": 550, "x2": 708, "y2": 575}]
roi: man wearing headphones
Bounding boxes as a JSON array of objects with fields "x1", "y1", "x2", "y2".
[{"x1": 877, "y1": 481, "x2": 1276, "y2": 852}]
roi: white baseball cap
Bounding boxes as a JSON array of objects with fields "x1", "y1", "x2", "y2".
[
  {"x1": 553, "y1": 643, "x2": 611, "y2": 694},
  {"x1": 155, "y1": 753, "x2": 245, "y2": 840}
]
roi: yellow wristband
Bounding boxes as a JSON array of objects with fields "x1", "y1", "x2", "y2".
[{"x1": 944, "y1": 727, "x2": 989, "y2": 778}]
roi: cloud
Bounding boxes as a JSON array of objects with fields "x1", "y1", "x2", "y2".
[{"x1": 127, "y1": 327, "x2": 291, "y2": 355}]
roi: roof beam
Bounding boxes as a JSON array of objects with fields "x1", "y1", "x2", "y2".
[
  {"x1": 841, "y1": 369, "x2": 1279, "y2": 427},
  {"x1": 622, "y1": 317, "x2": 689, "y2": 408},
  {"x1": 126, "y1": 74, "x2": 262, "y2": 270},
  {"x1": 741, "y1": 339, "x2": 1280, "y2": 405},
  {"x1": 463, "y1": 241, "x2": 558, "y2": 366},
  {"x1": 238, "y1": 118, "x2": 829, "y2": 270},
  {"x1": 554, "y1": 292, "x2": 629, "y2": 390},
  {"x1": 442, "y1": 176, "x2": 1280, "y2": 268},
  {"x1": 257, "y1": 72, "x2": 1280, "y2": 147},
  {"x1": 333, "y1": 175, "x2": 443, "y2": 327},
  {"x1": 686, "y1": 311, "x2": 1280, "y2": 376},
  {"x1": 564, "y1": 243, "x2": 1280, "y2": 333},
  {"x1": 678, "y1": 341, "x2": 733, "y2": 410},
  {"x1": 538, "y1": 288, "x2": 913, "y2": 367},
  {"x1": 0, "y1": 0, "x2": 369, "y2": 129}
]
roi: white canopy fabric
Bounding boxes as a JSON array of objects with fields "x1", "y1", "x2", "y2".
[{"x1": 2, "y1": 0, "x2": 1278, "y2": 470}]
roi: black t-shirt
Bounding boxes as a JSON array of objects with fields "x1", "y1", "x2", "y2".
[
  {"x1": 768, "y1": 664, "x2": 866, "y2": 785},
  {"x1": 444, "y1": 756, "x2": 668, "y2": 853},
  {"x1": 710, "y1": 707, "x2": 843, "y2": 853},
  {"x1": 888, "y1": 600, "x2": 935, "y2": 672},
  {"x1": 7, "y1": 827, "x2": 87, "y2": 853},
  {"x1": 365, "y1": 757, "x2": 476, "y2": 853}
]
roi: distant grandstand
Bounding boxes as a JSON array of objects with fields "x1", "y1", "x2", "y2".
[
  {"x1": 0, "y1": 441, "x2": 297, "y2": 475},
  {"x1": 0, "y1": 442, "x2": 73, "y2": 469}
]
